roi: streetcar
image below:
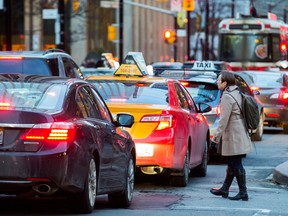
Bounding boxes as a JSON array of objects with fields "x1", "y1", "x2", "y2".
[{"x1": 218, "y1": 13, "x2": 288, "y2": 71}]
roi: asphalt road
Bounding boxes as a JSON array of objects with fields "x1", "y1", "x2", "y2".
[{"x1": 1, "y1": 127, "x2": 287, "y2": 216}]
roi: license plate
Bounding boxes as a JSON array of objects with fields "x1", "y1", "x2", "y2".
[
  {"x1": 0, "y1": 129, "x2": 3, "y2": 145},
  {"x1": 137, "y1": 144, "x2": 153, "y2": 157}
]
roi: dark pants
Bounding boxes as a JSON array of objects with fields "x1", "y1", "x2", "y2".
[{"x1": 224, "y1": 155, "x2": 246, "y2": 170}]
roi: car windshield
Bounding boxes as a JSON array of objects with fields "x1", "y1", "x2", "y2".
[
  {"x1": 0, "y1": 59, "x2": 51, "y2": 75},
  {"x1": 0, "y1": 82, "x2": 66, "y2": 111},
  {"x1": 184, "y1": 82, "x2": 219, "y2": 104},
  {"x1": 90, "y1": 80, "x2": 169, "y2": 105}
]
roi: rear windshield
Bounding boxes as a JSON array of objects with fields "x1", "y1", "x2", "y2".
[
  {"x1": 248, "y1": 73, "x2": 285, "y2": 88},
  {"x1": 90, "y1": 80, "x2": 169, "y2": 105},
  {"x1": 0, "y1": 82, "x2": 66, "y2": 111},
  {"x1": 184, "y1": 82, "x2": 219, "y2": 104},
  {"x1": 0, "y1": 58, "x2": 52, "y2": 75}
]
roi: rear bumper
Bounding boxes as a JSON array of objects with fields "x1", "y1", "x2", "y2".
[
  {"x1": 264, "y1": 106, "x2": 288, "y2": 125},
  {"x1": 135, "y1": 139, "x2": 185, "y2": 170},
  {"x1": 0, "y1": 150, "x2": 86, "y2": 195}
]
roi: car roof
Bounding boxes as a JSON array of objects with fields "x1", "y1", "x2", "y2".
[
  {"x1": 151, "y1": 62, "x2": 183, "y2": 68},
  {"x1": 0, "y1": 74, "x2": 86, "y2": 85},
  {"x1": 0, "y1": 49, "x2": 72, "y2": 58}
]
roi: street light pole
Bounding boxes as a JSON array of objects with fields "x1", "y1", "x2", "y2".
[
  {"x1": 204, "y1": 0, "x2": 209, "y2": 60},
  {"x1": 119, "y1": 0, "x2": 123, "y2": 63},
  {"x1": 187, "y1": 11, "x2": 191, "y2": 60}
]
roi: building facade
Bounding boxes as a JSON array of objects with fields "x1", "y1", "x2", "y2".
[{"x1": 0, "y1": 0, "x2": 287, "y2": 65}]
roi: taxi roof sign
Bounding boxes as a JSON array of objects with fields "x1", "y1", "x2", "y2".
[
  {"x1": 114, "y1": 52, "x2": 148, "y2": 76},
  {"x1": 192, "y1": 61, "x2": 217, "y2": 70}
]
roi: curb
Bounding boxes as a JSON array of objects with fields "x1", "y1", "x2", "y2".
[{"x1": 273, "y1": 161, "x2": 288, "y2": 186}]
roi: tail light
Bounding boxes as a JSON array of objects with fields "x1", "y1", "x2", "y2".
[
  {"x1": 278, "y1": 88, "x2": 288, "y2": 103},
  {"x1": 21, "y1": 122, "x2": 75, "y2": 142},
  {"x1": 0, "y1": 102, "x2": 11, "y2": 110},
  {"x1": 180, "y1": 81, "x2": 189, "y2": 87},
  {"x1": 140, "y1": 114, "x2": 175, "y2": 130},
  {"x1": 250, "y1": 86, "x2": 259, "y2": 92}
]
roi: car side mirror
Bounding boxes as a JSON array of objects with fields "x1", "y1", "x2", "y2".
[
  {"x1": 197, "y1": 103, "x2": 212, "y2": 113},
  {"x1": 116, "y1": 114, "x2": 134, "y2": 128}
]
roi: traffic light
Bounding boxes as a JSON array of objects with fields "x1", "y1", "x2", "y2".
[{"x1": 164, "y1": 30, "x2": 177, "y2": 44}]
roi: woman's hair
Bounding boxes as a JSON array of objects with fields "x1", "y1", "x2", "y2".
[{"x1": 220, "y1": 71, "x2": 236, "y2": 86}]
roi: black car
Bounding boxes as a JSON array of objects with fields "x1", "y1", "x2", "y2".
[
  {"x1": 236, "y1": 70, "x2": 288, "y2": 133},
  {"x1": 151, "y1": 61, "x2": 183, "y2": 76},
  {"x1": 0, "y1": 49, "x2": 84, "y2": 79},
  {"x1": 0, "y1": 74, "x2": 135, "y2": 213},
  {"x1": 156, "y1": 68, "x2": 264, "y2": 144}
]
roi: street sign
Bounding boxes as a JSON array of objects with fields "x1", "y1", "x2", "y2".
[
  {"x1": 183, "y1": 0, "x2": 195, "y2": 11},
  {"x1": 100, "y1": 0, "x2": 119, "y2": 8}
]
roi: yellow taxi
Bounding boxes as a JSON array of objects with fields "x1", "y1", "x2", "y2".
[{"x1": 86, "y1": 52, "x2": 211, "y2": 187}]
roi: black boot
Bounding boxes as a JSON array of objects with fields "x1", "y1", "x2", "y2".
[
  {"x1": 229, "y1": 169, "x2": 248, "y2": 201},
  {"x1": 210, "y1": 167, "x2": 234, "y2": 198}
]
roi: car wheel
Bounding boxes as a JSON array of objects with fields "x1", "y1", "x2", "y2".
[
  {"x1": 283, "y1": 123, "x2": 288, "y2": 134},
  {"x1": 171, "y1": 147, "x2": 190, "y2": 187},
  {"x1": 108, "y1": 154, "x2": 134, "y2": 207},
  {"x1": 252, "y1": 112, "x2": 264, "y2": 141},
  {"x1": 69, "y1": 157, "x2": 97, "y2": 214},
  {"x1": 194, "y1": 140, "x2": 208, "y2": 177}
]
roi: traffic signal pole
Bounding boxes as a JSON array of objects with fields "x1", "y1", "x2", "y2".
[
  {"x1": 187, "y1": 11, "x2": 191, "y2": 60},
  {"x1": 119, "y1": 0, "x2": 123, "y2": 63},
  {"x1": 174, "y1": 14, "x2": 177, "y2": 62}
]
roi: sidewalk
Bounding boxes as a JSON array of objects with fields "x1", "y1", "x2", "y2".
[{"x1": 273, "y1": 161, "x2": 288, "y2": 186}]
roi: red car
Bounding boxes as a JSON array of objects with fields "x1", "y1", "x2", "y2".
[{"x1": 87, "y1": 63, "x2": 212, "y2": 187}]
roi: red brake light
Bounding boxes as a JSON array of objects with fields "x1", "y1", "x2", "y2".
[
  {"x1": 22, "y1": 122, "x2": 75, "y2": 142},
  {"x1": 278, "y1": 88, "x2": 288, "y2": 104},
  {"x1": 180, "y1": 81, "x2": 189, "y2": 87},
  {"x1": 0, "y1": 102, "x2": 11, "y2": 110},
  {"x1": 0, "y1": 56, "x2": 23, "y2": 60},
  {"x1": 140, "y1": 114, "x2": 175, "y2": 130},
  {"x1": 250, "y1": 86, "x2": 259, "y2": 91},
  {"x1": 280, "y1": 43, "x2": 287, "y2": 52}
]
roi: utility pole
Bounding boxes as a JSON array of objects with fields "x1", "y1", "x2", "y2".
[
  {"x1": 57, "y1": 0, "x2": 65, "y2": 50},
  {"x1": 187, "y1": 11, "x2": 192, "y2": 60},
  {"x1": 119, "y1": 0, "x2": 123, "y2": 63},
  {"x1": 4, "y1": 0, "x2": 11, "y2": 50},
  {"x1": 231, "y1": 0, "x2": 235, "y2": 18},
  {"x1": 204, "y1": 0, "x2": 209, "y2": 60},
  {"x1": 173, "y1": 14, "x2": 177, "y2": 62},
  {"x1": 29, "y1": 0, "x2": 33, "y2": 50}
]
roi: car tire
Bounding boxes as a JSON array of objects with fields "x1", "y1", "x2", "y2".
[
  {"x1": 252, "y1": 112, "x2": 264, "y2": 141},
  {"x1": 108, "y1": 154, "x2": 134, "y2": 207},
  {"x1": 170, "y1": 147, "x2": 190, "y2": 187},
  {"x1": 283, "y1": 123, "x2": 288, "y2": 134},
  {"x1": 69, "y1": 157, "x2": 97, "y2": 214},
  {"x1": 194, "y1": 140, "x2": 208, "y2": 177}
]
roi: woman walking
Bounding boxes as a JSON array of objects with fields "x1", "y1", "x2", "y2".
[{"x1": 210, "y1": 71, "x2": 253, "y2": 201}]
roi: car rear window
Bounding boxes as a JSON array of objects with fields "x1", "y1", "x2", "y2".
[
  {"x1": 0, "y1": 58, "x2": 51, "y2": 75},
  {"x1": 91, "y1": 80, "x2": 169, "y2": 105},
  {"x1": 249, "y1": 73, "x2": 284, "y2": 88},
  {"x1": 184, "y1": 82, "x2": 219, "y2": 103},
  {"x1": 0, "y1": 82, "x2": 66, "y2": 111}
]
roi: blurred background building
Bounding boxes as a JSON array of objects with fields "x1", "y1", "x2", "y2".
[{"x1": 0, "y1": 0, "x2": 287, "y2": 65}]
